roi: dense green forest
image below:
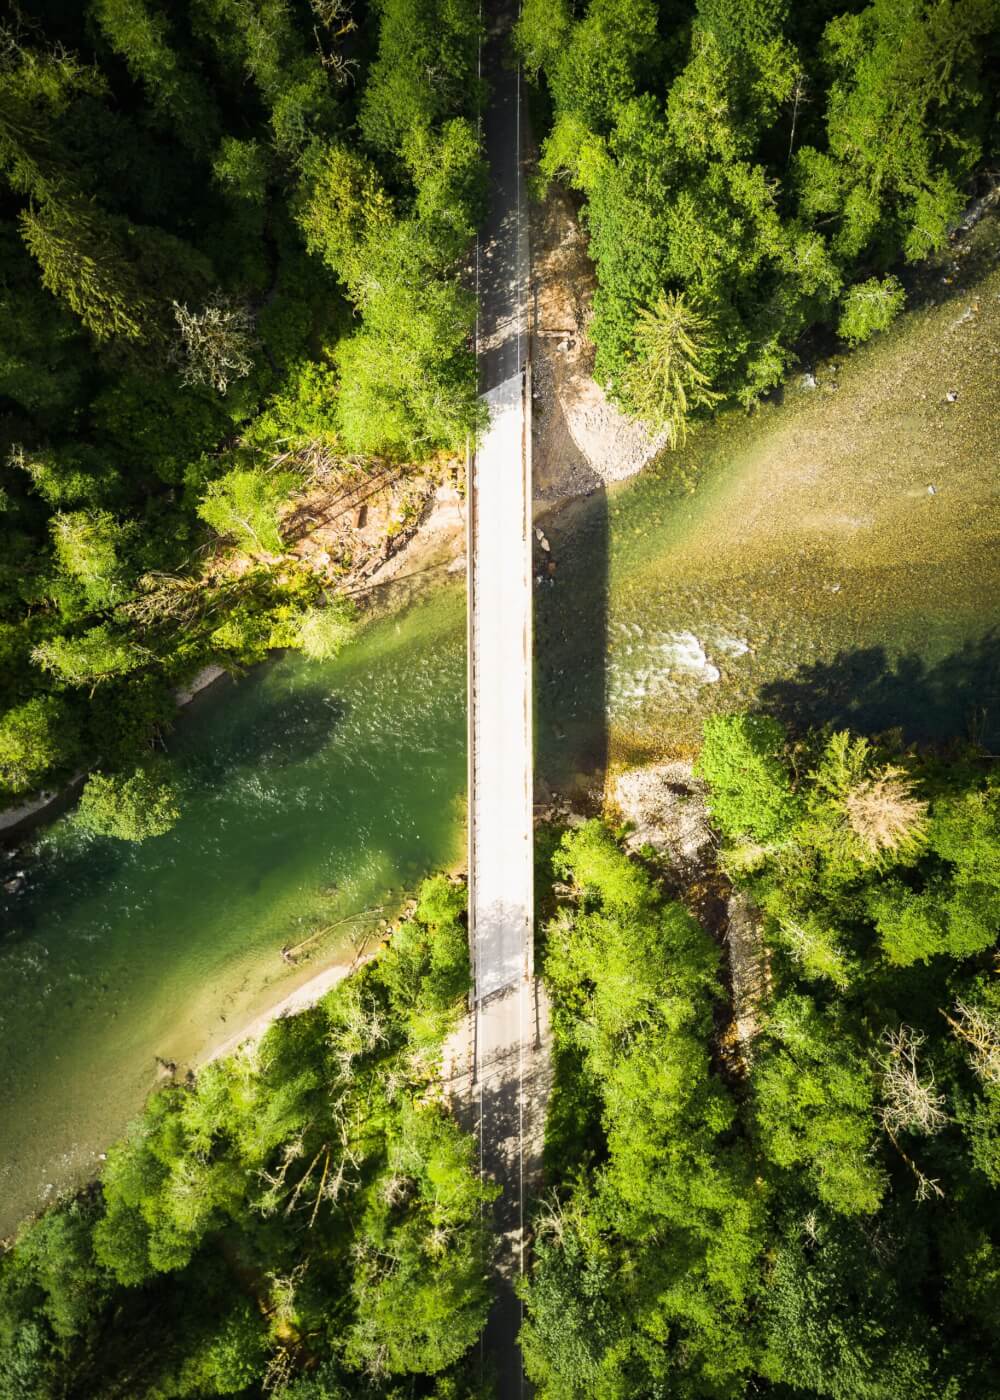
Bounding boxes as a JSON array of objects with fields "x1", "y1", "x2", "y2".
[
  {"x1": 0, "y1": 0, "x2": 481, "y2": 817},
  {"x1": 0, "y1": 877, "x2": 493, "y2": 1399},
  {"x1": 517, "y1": 0, "x2": 1000, "y2": 440},
  {"x1": 522, "y1": 721, "x2": 1000, "y2": 1397}
]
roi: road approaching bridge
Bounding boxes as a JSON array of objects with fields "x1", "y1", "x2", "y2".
[{"x1": 466, "y1": 2, "x2": 543, "y2": 1394}]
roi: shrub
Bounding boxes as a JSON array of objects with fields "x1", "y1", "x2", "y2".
[{"x1": 76, "y1": 761, "x2": 181, "y2": 841}]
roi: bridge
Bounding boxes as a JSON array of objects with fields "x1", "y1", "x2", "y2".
[{"x1": 466, "y1": 3, "x2": 545, "y2": 1395}]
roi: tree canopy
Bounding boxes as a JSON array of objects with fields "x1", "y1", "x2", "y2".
[
  {"x1": 524, "y1": 718, "x2": 1000, "y2": 1396},
  {"x1": 0, "y1": 876, "x2": 491, "y2": 1398},
  {"x1": 518, "y1": 0, "x2": 1000, "y2": 435},
  {"x1": 0, "y1": 0, "x2": 482, "y2": 813}
]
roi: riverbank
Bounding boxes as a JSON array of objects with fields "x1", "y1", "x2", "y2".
[
  {"x1": 4, "y1": 201, "x2": 998, "y2": 1242},
  {"x1": 0, "y1": 582, "x2": 469, "y2": 1238},
  {"x1": 0, "y1": 461, "x2": 468, "y2": 841}
]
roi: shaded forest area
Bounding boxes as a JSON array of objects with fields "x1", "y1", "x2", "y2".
[
  {"x1": 0, "y1": 0, "x2": 482, "y2": 822},
  {"x1": 0, "y1": 878, "x2": 494, "y2": 1399},
  {"x1": 523, "y1": 722, "x2": 1000, "y2": 1398},
  {"x1": 517, "y1": 0, "x2": 1000, "y2": 441}
]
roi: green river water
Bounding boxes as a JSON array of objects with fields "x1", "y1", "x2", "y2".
[{"x1": 2, "y1": 233, "x2": 999, "y2": 1238}]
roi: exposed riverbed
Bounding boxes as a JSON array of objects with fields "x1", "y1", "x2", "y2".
[
  {"x1": 3, "y1": 231, "x2": 999, "y2": 1239},
  {"x1": 536, "y1": 234, "x2": 1000, "y2": 788}
]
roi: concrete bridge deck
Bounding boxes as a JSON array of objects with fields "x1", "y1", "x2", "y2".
[{"x1": 466, "y1": 3, "x2": 539, "y2": 1394}]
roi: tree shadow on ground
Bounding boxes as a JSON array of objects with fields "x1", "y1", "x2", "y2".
[
  {"x1": 758, "y1": 629, "x2": 1000, "y2": 747},
  {"x1": 178, "y1": 682, "x2": 348, "y2": 784}
]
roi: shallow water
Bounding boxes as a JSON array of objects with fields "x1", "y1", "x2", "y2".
[
  {"x1": 3, "y1": 236, "x2": 1000, "y2": 1237},
  {"x1": 537, "y1": 247, "x2": 1000, "y2": 785},
  {"x1": 0, "y1": 586, "x2": 467, "y2": 1235}
]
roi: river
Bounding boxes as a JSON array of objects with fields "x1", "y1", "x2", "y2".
[
  {"x1": 0, "y1": 587, "x2": 467, "y2": 1235},
  {"x1": 2, "y1": 232, "x2": 999, "y2": 1238}
]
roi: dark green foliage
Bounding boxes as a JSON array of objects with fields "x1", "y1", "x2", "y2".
[
  {"x1": 0, "y1": 0, "x2": 480, "y2": 812},
  {"x1": 0, "y1": 879, "x2": 492, "y2": 1398},
  {"x1": 519, "y1": 0, "x2": 1000, "y2": 434},
  {"x1": 760, "y1": 1212, "x2": 941, "y2": 1399}
]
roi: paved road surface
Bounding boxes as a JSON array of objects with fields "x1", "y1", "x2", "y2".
[{"x1": 467, "y1": 1, "x2": 541, "y2": 1395}]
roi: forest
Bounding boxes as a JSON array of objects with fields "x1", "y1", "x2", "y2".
[
  {"x1": 3, "y1": 0, "x2": 1000, "y2": 1395},
  {"x1": 516, "y1": 0, "x2": 1000, "y2": 440},
  {"x1": 8, "y1": 716, "x2": 1000, "y2": 1398},
  {"x1": 0, "y1": 0, "x2": 482, "y2": 823},
  {"x1": 522, "y1": 720, "x2": 1000, "y2": 1398},
  {"x1": 0, "y1": 877, "x2": 493, "y2": 1399}
]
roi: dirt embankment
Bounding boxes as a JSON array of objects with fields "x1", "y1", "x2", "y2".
[
  {"x1": 530, "y1": 187, "x2": 664, "y2": 507},
  {"x1": 282, "y1": 456, "x2": 468, "y2": 619}
]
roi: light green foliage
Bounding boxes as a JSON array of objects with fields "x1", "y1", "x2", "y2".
[
  {"x1": 297, "y1": 0, "x2": 483, "y2": 458},
  {"x1": 380, "y1": 874, "x2": 470, "y2": 1047},
  {"x1": 0, "y1": 875, "x2": 490, "y2": 1395},
  {"x1": 0, "y1": 695, "x2": 78, "y2": 796},
  {"x1": 803, "y1": 729, "x2": 929, "y2": 879},
  {"x1": 50, "y1": 510, "x2": 132, "y2": 608},
  {"x1": 242, "y1": 359, "x2": 341, "y2": 456},
  {"x1": 358, "y1": 0, "x2": 480, "y2": 158},
  {"x1": 775, "y1": 910, "x2": 854, "y2": 988},
  {"x1": 514, "y1": 0, "x2": 571, "y2": 80},
  {"x1": 621, "y1": 292, "x2": 722, "y2": 442},
  {"x1": 76, "y1": 761, "x2": 181, "y2": 842},
  {"x1": 333, "y1": 278, "x2": 479, "y2": 457},
  {"x1": 13, "y1": 446, "x2": 115, "y2": 510},
  {"x1": 297, "y1": 145, "x2": 396, "y2": 296},
  {"x1": 32, "y1": 624, "x2": 144, "y2": 687},
  {"x1": 868, "y1": 785, "x2": 1000, "y2": 965},
  {"x1": 838, "y1": 274, "x2": 906, "y2": 344},
  {"x1": 344, "y1": 1103, "x2": 494, "y2": 1375},
  {"x1": 529, "y1": 725, "x2": 1000, "y2": 1393},
  {"x1": 695, "y1": 712, "x2": 800, "y2": 842},
  {"x1": 197, "y1": 467, "x2": 297, "y2": 554},
  {"x1": 819, "y1": 0, "x2": 993, "y2": 262},
  {"x1": 293, "y1": 598, "x2": 358, "y2": 660},
  {"x1": 753, "y1": 994, "x2": 885, "y2": 1214}
]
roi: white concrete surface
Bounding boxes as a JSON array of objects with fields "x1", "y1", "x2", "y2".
[{"x1": 469, "y1": 373, "x2": 533, "y2": 1001}]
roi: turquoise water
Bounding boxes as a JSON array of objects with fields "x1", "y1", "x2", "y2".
[
  {"x1": 0, "y1": 586, "x2": 467, "y2": 1235},
  {"x1": 537, "y1": 254, "x2": 1000, "y2": 784}
]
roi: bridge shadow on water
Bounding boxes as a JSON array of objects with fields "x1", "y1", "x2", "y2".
[{"x1": 534, "y1": 475, "x2": 610, "y2": 806}]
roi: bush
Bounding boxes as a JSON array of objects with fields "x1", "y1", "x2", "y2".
[
  {"x1": 0, "y1": 695, "x2": 79, "y2": 796},
  {"x1": 293, "y1": 599, "x2": 358, "y2": 660},
  {"x1": 76, "y1": 761, "x2": 181, "y2": 841},
  {"x1": 695, "y1": 712, "x2": 800, "y2": 842},
  {"x1": 838, "y1": 275, "x2": 906, "y2": 345}
]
